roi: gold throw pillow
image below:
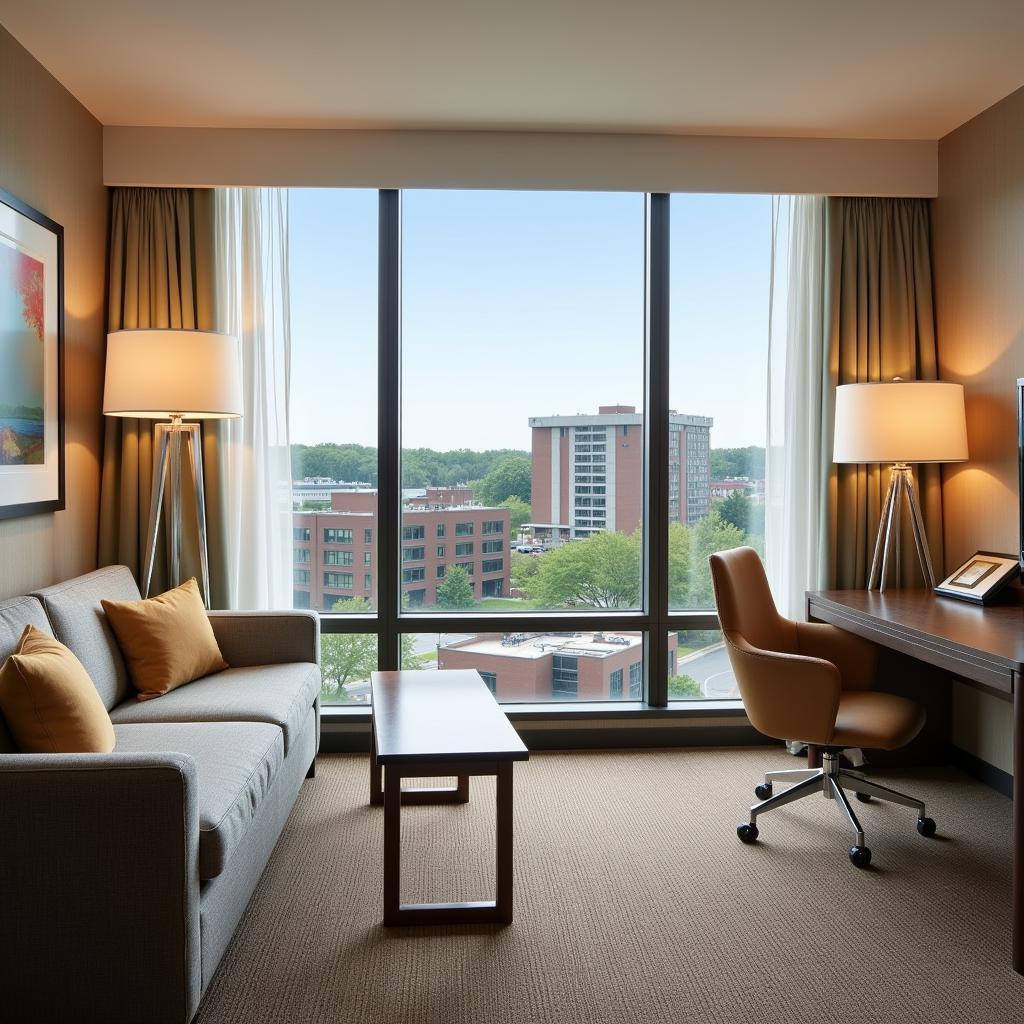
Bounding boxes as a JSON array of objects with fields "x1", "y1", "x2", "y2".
[
  {"x1": 102, "y1": 578, "x2": 228, "y2": 701},
  {"x1": 0, "y1": 624, "x2": 115, "y2": 753}
]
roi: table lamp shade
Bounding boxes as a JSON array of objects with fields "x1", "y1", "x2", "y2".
[
  {"x1": 103, "y1": 329, "x2": 242, "y2": 419},
  {"x1": 833, "y1": 380, "x2": 968, "y2": 464}
]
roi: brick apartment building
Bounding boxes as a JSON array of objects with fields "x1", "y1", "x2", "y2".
[
  {"x1": 438, "y1": 630, "x2": 679, "y2": 702},
  {"x1": 528, "y1": 405, "x2": 712, "y2": 541},
  {"x1": 292, "y1": 489, "x2": 510, "y2": 610}
]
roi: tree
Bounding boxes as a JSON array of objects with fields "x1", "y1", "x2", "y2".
[
  {"x1": 668, "y1": 522, "x2": 693, "y2": 609},
  {"x1": 669, "y1": 674, "x2": 703, "y2": 699},
  {"x1": 477, "y1": 454, "x2": 531, "y2": 505},
  {"x1": 501, "y1": 496, "x2": 531, "y2": 536},
  {"x1": 509, "y1": 551, "x2": 541, "y2": 598},
  {"x1": 435, "y1": 565, "x2": 476, "y2": 609},
  {"x1": 710, "y1": 446, "x2": 765, "y2": 480},
  {"x1": 529, "y1": 530, "x2": 641, "y2": 609},
  {"x1": 687, "y1": 510, "x2": 746, "y2": 609},
  {"x1": 715, "y1": 491, "x2": 751, "y2": 533},
  {"x1": 319, "y1": 598, "x2": 425, "y2": 700}
]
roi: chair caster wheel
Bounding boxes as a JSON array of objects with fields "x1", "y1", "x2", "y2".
[
  {"x1": 917, "y1": 817, "x2": 937, "y2": 838},
  {"x1": 737, "y1": 822, "x2": 759, "y2": 844},
  {"x1": 754, "y1": 783, "x2": 773, "y2": 800},
  {"x1": 849, "y1": 845, "x2": 872, "y2": 868},
  {"x1": 855, "y1": 792, "x2": 872, "y2": 803}
]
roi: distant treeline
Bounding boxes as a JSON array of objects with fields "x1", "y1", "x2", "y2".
[
  {"x1": 0, "y1": 403, "x2": 43, "y2": 421},
  {"x1": 710, "y1": 446, "x2": 765, "y2": 480},
  {"x1": 292, "y1": 443, "x2": 529, "y2": 489}
]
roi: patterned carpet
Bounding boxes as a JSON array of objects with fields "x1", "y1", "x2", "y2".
[{"x1": 195, "y1": 748, "x2": 1023, "y2": 1024}]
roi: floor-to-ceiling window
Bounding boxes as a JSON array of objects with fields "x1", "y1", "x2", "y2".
[{"x1": 288, "y1": 189, "x2": 771, "y2": 708}]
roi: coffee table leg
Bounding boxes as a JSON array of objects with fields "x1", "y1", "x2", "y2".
[
  {"x1": 383, "y1": 765, "x2": 402, "y2": 925},
  {"x1": 496, "y1": 762, "x2": 514, "y2": 924},
  {"x1": 370, "y1": 726, "x2": 384, "y2": 807}
]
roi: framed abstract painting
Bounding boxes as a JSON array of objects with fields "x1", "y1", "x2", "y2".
[{"x1": 0, "y1": 188, "x2": 64, "y2": 519}]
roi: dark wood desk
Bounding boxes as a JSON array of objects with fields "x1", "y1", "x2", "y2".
[
  {"x1": 370, "y1": 670, "x2": 529, "y2": 926},
  {"x1": 806, "y1": 589, "x2": 1024, "y2": 974}
]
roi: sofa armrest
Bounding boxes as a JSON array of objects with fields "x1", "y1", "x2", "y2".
[
  {"x1": 208, "y1": 609, "x2": 320, "y2": 667},
  {"x1": 0, "y1": 753, "x2": 201, "y2": 1024}
]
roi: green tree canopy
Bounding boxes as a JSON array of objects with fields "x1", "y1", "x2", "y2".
[
  {"x1": 501, "y1": 496, "x2": 531, "y2": 536},
  {"x1": 710, "y1": 446, "x2": 765, "y2": 480},
  {"x1": 435, "y1": 565, "x2": 476, "y2": 609},
  {"x1": 714, "y1": 491, "x2": 752, "y2": 533},
  {"x1": 528, "y1": 530, "x2": 641, "y2": 609},
  {"x1": 476, "y1": 454, "x2": 532, "y2": 506},
  {"x1": 669, "y1": 674, "x2": 702, "y2": 699}
]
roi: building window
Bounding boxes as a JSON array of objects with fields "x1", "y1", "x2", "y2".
[
  {"x1": 324, "y1": 550, "x2": 354, "y2": 566},
  {"x1": 364, "y1": 573, "x2": 373, "y2": 590},
  {"x1": 481, "y1": 578, "x2": 503, "y2": 597},
  {"x1": 482, "y1": 520, "x2": 503, "y2": 534},
  {"x1": 609, "y1": 668, "x2": 623, "y2": 698},
  {"x1": 293, "y1": 569, "x2": 310, "y2": 585},
  {"x1": 406, "y1": 589, "x2": 426, "y2": 607},
  {"x1": 294, "y1": 548, "x2": 310, "y2": 563},
  {"x1": 402, "y1": 567, "x2": 426, "y2": 583},
  {"x1": 402, "y1": 546, "x2": 425, "y2": 562},
  {"x1": 480, "y1": 671, "x2": 497, "y2": 695},
  {"x1": 436, "y1": 523, "x2": 445, "y2": 538},
  {"x1": 455, "y1": 562, "x2": 475, "y2": 576},
  {"x1": 629, "y1": 661, "x2": 642, "y2": 699},
  {"x1": 293, "y1": 590, "x2": 310, "y2": 609},
  {"x1": 324, "y1": 528, "x2": 353, "y2": 544},
  {"x1": 402, "y1": 525, "x2": 425, "y2": 540},
  {"x1": 323, "y1": 572, "x2": 354, "y2": 589},
  {"x1": 364, "y1": 528, "x2": 373, "y2": 544},
  {"x1": 436, "y1": 544, "x2": 445, "y2": 558},
  {"x1": 364, "y1": 551, "x2": 372, "y2": 564},
  {"x1": 436, "y1": 565, "x2": 446, "y2": 578},
  {"x1": 482, "y1": 539, "x2": 503, "y2": 553},
  {"x1": 293, "y1": 527, "x2": 310, "y2": 541},
  {"x1": 552, "y1": 655, "x2": 579, "y2": 700},
  {"x1": 455, "y1": 541, "x2": 474, "y2": 556},
  {"x1": 482, "y1": 558, "x2": 503, "y2": 574},
  {"x1": 455, "y1": 522, "x2": 474, "y2": 536}
]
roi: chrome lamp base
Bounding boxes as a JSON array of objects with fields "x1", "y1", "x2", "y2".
[
  {"x1": 141, "y1": 415, "x2": 210, "y2": 606},
  {"x1": 868, "y1": 462, "x2": 935, "y2": 591},
  {"x1": 736, "y1": 751, "x2": 936, "y2": 868}
]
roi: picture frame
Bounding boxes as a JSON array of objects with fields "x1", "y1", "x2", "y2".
[
  {"x1": 935, "y1": 550, "x2": 1019, "y2": 605},
  {"x1": 0, "y1": 187, "x2": 64, "y2": 519}
]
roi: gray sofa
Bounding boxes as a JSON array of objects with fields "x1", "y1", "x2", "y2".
[{"x1": 0, "y1": 565, "x2": 321, "y2": 1024}]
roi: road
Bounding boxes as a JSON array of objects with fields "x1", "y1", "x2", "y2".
[{"x1": 677, "y1": 643, "x2": 738, "y2": 698}]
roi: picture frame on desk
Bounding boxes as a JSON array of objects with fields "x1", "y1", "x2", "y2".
[{"x1": 935, "y1": 551, "x2": 1019, "y2": 604}]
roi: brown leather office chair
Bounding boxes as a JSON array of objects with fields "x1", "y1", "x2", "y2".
[{"x1": 709, "y1": 546, "x2": 936, "y2": 868}]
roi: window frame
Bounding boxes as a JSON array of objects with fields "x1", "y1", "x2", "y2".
[{"x1": 316, "y1": 191, "x2": 726, "y2": 715}]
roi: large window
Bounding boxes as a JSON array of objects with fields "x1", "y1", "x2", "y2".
[{"x1": 288, "y1": 188, "x2": 770, "y2": 708}]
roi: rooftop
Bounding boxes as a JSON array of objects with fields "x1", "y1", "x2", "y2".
[{"x1": 443, "y1": 631, "x2": 642, "y2": 660}]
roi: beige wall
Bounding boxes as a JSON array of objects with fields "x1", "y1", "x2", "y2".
[
  {"x1": 0, "y1": 27, "x2": 107, "y2": 598},
  {"x1": 934, "y1": 84, "x2": 1024, "y2": 775},
  {"x1": 104, "y1": 126, "x2": 938, "y2": 197}
]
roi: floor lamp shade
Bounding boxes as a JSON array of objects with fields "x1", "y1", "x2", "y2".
[
  {"x1": 833, "y1": 379, "x2": 968, "y2": 592},
  {"x1": 103, "y1": 329, "x2": 242, "y2": 419},
  {"x1": 833, "y1": 381, "x2": 968, "y2": 465},
  {"x1": 102, "y1": 329, "x2": 241, "y2": 605}
]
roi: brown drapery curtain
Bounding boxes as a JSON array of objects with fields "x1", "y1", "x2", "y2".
[
  {"x1": 98, "y1": 187, "x2": 229, "y2": 605},
  {"x1": 824, "y1": 197, "x2": 943, "y2": 588}
]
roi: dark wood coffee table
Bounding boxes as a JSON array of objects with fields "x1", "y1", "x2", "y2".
[{"x1": 370, "y1": 669, "x2": 529, "y2": 926}]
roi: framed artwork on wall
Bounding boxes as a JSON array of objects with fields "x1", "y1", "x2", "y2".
[{"x1": 0, "y1": 188, "x2": 64, "y2": 519}]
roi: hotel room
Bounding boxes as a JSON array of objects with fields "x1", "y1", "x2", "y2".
[{"x1": 1, "y1": 2, "x2": 1024, "y2": 1022}]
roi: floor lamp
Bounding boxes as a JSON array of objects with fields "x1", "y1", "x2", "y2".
[
  {"x1": 833, "y1": 379, "x2": 968, "y2": 591},
  {"x1": 103, "y1": 329, "x2": 241, "y2": 605}
]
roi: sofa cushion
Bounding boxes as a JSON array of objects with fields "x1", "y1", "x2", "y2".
[
  {"x1": 33, "y1": 566, "x2": 142, "y2": 711},
  {"x1": 0, "y1": 597, "x2": 53, "y2": 753},
  {"x1": 0, "y1": 625, "x2": 116, "y2": 753},
  {"x1": 113, "y1": 721, "x2": 284, "y2": 880},
  {"x1": 109, "y1": 662, "x2": 320, "y2": 755}
]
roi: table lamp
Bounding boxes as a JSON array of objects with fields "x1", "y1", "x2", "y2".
[
  {"x1": 833, "y1": 378, "x2": 968, "y2": 591},
  {"x1": 103, "y1": 329, "x2": 241, "y2": 605}
]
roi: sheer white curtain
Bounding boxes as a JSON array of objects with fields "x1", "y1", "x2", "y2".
[
  {"x1": 765, "y1": 195, "x2": 828, "y2": 619},
  {"x1": 215, "y1": 188, "x2": 293, "y2": 609}
]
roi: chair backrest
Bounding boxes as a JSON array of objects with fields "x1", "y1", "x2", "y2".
[{"x1": 708, "y1": 546, "x2": 798, "y2": 655}]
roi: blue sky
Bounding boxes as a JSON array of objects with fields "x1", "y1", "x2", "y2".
[{"x1": 288, "y1": 189, "x2": 770, "y2": 451}]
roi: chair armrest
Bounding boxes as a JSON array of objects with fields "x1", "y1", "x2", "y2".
[
  {"x1": 0, "y1": 753, "x2": 201, "y2": 1024},
  {"x1": 795, "y1": 620, "x2": 877, "y2": 691},
  {"x1": 208, "y1": 609, "x2": 320, "y2": 667},
  {"x1": 724, "y1": 632, "x2": 842, "y2": 745}
]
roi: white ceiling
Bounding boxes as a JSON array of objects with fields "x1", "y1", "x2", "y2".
[{"x1": 2, "y1": 0, "x2": 1023, "y2": 139}]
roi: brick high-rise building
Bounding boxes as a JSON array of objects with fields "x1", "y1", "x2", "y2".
[
  {"x1": 292, "y1": 489, "x2": 510, "y2": 610},
  {"x1": 528, "y1": 405, "x2": 712, "y2": 540}
]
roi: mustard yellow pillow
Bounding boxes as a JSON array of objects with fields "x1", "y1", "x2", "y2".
[
  {"x1": 0, "y1": 624, "x2": 115, "y2": 753},
  {"x1": 102, "y1": 578, "x2": 228, "y2": 701}
]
